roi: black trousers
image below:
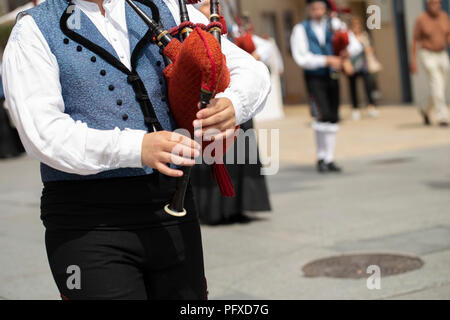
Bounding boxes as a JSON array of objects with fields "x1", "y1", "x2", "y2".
[
  {"x1": 305, "y1": 73, "x2": 340, "y2": 124},
  {"x1": 41, "y1": 173, "x2": 207, "y2": 300},
  {"x1": 348, "y1": 71, "x2": 376, "y2": 109}
]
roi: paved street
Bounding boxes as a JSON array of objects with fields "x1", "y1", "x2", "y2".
[{"x1": 0, "y1": 105, "x2": 449, "y2": 300}]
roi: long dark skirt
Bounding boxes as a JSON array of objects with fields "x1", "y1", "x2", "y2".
[
  {"x1": 190, "y1": 120, "x2": 271, "y2": 225},
  {"x1": 0, "y1": 99, "x2": 25, "y2": 159}
]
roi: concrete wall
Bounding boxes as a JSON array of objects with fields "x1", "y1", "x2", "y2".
[
  {"x1": 365, "y1": 0, "x2": 403, "y2": 104},
  {"x1": 8, "y1": 0, "x2": 28, "y2": 10},
  {"x1": 240, "y1": 0, "x2": 307, "y2": 104},
  {"x1": 0, "y1": 0, "x2": 9, "y2": 14}
]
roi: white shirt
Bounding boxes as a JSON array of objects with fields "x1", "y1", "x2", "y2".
[
  {"x1": 347, "y1": 31, "x2": 364, "y2": 59},
  {"x1": 74, "y1": 0, "x2": 131, "y2": 69},
  {"x1": 252, "y1": 35, "x2": 273, "y2": 66},
  {"x1": 2, "y1": 0, "x2": 270, "y2": 176},
  {"x1": 252, "y1": 35, "x2": 284, "y2": 75},
  {"x1": 290, "y1": 16, "x2": 346, "y2": 70}
]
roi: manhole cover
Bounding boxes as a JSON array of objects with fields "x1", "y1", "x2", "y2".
[
  {"x1": 372, "y1": 157, "x2": 414, "y2": 166},
  {"x1": 302, "y1": 254, "x2": 424, "y2": 279}
]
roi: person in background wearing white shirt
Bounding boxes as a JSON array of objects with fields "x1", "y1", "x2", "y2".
[
  {"x1": 252, "y1": 34, "x2": 285, "y2": 122},
  {"x1": 347, "y1": 16, "x2": 379, "y2": 121},
  {"x1": 2, "y1": 0, "x2": 270, "y2": 300},
  {"x1": 290, "y1": 0, "x2": 342, "y2": 173}
]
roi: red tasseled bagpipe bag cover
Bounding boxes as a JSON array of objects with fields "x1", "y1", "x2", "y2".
[
  {"x1": 333, "y1": 31, "x2": 349, "y2": 56},
  {"x1": 234, "y1": 32, "x2": 256, "y2": 54},
  {"x1": 330, "y1": 0, "x2": 351, "y2": 55},
  {"x1": 163, "y1": 27, "x2": 236, "y2": 197}
]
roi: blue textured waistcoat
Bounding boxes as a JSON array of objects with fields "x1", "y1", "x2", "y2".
[
  {"x1": 302, "y1": 19, "x2": 334, "y2": 76},
  {"x1": 25, "y1": 0, "x2": 177, "y2": 182}
]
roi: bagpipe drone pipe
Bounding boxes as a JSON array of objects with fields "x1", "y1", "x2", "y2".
[
  {"x1": 328, "y1": 0, "x2": 352, "y2": 56},
  {"x1": 222, "y1": 1, "x2": 256, "y2": 54},
  {"x1": 333, "y1": 31, "x2": 349, "y2": 56},
  {"x1": 125, "y1": 0, "x2": 237, "y2": 217}
]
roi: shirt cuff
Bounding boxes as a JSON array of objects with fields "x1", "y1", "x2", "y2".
[
  {"x1": 118, "y1": 129, "x2": 147, "y2": 168},
  {"x1": 315, "y1": 55, "x2": 328, "y2": 69},
  {"x1": 311, "y1": 55, "x2": 327, "y2": 70},
  {"x1": 216, "y1": 89, "x2": 245, "y2": 126}
]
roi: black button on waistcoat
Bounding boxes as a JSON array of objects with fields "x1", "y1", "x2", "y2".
[
  {"x1": 91, "y1": 56, "x2": 97, "y2": 62},
  {"x1": 156, "y1": 61, "x2": 162, "y2": 67},
  {"x1": 63, "y1": 38, "x2": 69, "y2": 44},
  {"x1": 122, "y1": 114, "x2": 129, "y2": 121},
  {"x1": 109, "y1": 85, "x2": 115, "y2": 91},
  {"x1": 77, "y1": 46, "x2": 82, "y2": 52},
  {"x1": 100, "y1": 70, "x2": 106, "y2": 76},
  {"x1": 117, "y1": 99, "x2": 123, "y2": 106}
]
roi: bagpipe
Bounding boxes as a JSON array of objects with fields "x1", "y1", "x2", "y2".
[
  {"x1": 333, "y1": 31, "x2": 349, "y2": 56},
  {"x1": 125, "y1": 0, "x2": 236, "y2": 217},
  {"x1": 222, "y1": 1, "x2": 256, "y2": 54},
  {"x1": 327, "y1": 0, "x2": 355, "y2": 75},
  {"x1": 232, "y1": 15, "x2": 256, "y2": 54},
  {"x1": 234, "y1": 30, "x2": 256, "y2": 54},
  {"x1": 328, "y1": 0, "x2": 352, "y2": 56}
]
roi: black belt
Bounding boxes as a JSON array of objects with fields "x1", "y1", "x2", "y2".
[{"x1": 40, "y1": 173, "x2": 197, "y2": 230}]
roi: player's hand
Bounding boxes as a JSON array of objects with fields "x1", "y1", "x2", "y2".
[
  {"x1": 141, "y1": 131, "x2": 201, "y2": 177},
  {"x1": 193, "y1": 97, "x2": 237, "y2": 142},
  {"x1": 326, "y1": 55, "x2": 342, "y2": 70}
]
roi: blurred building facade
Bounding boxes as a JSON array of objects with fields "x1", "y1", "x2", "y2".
[
  {"x1": 237, "y1": 0, "x2": 450, "y2": 106},
  {"x1": 0, "y1": 0, "x2": 29, "y2": 14},
  {"x1": 0, "y1": 0, "x2": 448, "y2": 106}
]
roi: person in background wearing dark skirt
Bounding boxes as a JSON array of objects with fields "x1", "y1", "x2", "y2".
[
  {"x1": 191, "y1": 1, "x2": 272, "y2": 225},
  {"x1": 290, "y1": 0, "x2": 343, "y2": 174},
  {"x1": 191, "y1": 119, "x2": 272, "y2": 225}
]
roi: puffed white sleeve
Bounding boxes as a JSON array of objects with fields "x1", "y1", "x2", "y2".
[{"x1": 290, "y1": 23, "x2": 327, "y2": 70}]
